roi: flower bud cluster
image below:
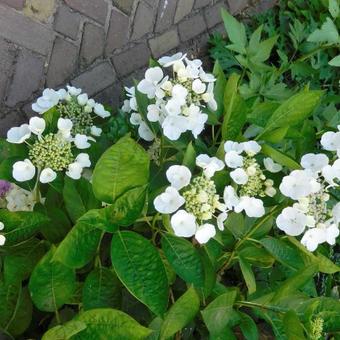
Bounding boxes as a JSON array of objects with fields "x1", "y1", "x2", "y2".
[
  {"x1": 122, "y1": 53, "x2": 217, "y2": 141},
  {"x1": 147, "y1": 138, "x2": 161, "y2": 165}
]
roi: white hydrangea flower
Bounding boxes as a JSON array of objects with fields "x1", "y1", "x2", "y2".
[
  {"x1": 196, "y1": 154, "x2": 225, "y2": 178},
  {"x1": 223, "y1": 186, "x2": 240, "y2": 210},
  {"x1": 67, "y1": 85, "x2": 82, "y2": 96},
  {"x1": 279, "y1": 170, "x2": 320, "y2": 200},
  {"x1": 263, "y1": 158, "x2": 282, "y2": 173},
  {"x1": 322, "y1": 159, "x2": 340, "y2": 187},
  {"x1": 162, "y1": 116, "x2": 188, "y2": 141},
  {"x1": 301, "y1": 228, "x2": 325, "y2": 252},
  {"x1": 75, "y1": 153, "x2": 91, "y2": 168},
  {"x1": 94, "y1": 103, "x2": 110, "y2": 118},
  {"x1": 40, "y1": 168, "x2": 57, "y2": 184},
  {"x1": 217, "y1": 212, "x2": 228, "y2": 231},
  {"x1": 12, "y1": 159, "x2": 36, "y2": 182},
  {"x1": 230, "y1": 168, "x2": 248, "y2": 185},
  {"x1": 66, "y1": 162, "x2": 83, "y2": 180},
  {"x1": 57, "y1": 118, "x2": 73, "y2": 139},
  {"x1": 170, "y1": 210, "x2": 197, "y2": 238},
  {"x1": 32, "y1": 88, "x2": 61, "y2": 113},
  {"x1": 234, "y1": 196, "x2": 265, "y2": 218},
  {"x1": 301, "y1": 153, "x2": 329, "y2": 172},
  {"x1": 29, "y1": 117, "x2": 46, "y2": 136},
  {"x1": 192, "y1": 79, "x2": 206, "y2": 94},
  {"x1": 166, "y1": 165, "x2": 191, "y2": 190},
  {"x1": 138, "y1": 122, "x2": 155, "y2": 142},
  {"x1": 74, "y1": 134, "x2": 93, "y2": 149},
  {"x1": 224, "y1": 141, "x2": 244, "y2": 154},
  {"x1": 158, "y1": 52, "x2": 186, "y2": 67},
  {"x1": 154, "y1": 187, "x2": 185, "y2": 214},
  {"x1": 195, "y1": 223, "x2": 216, "y2": 244},
  {"x1": 276, "y1": 207, "x2": 308, "y2": 236},
  {"x1": 0, "y1": 232, "x2": 5, "y2": 246},
  {"x1": 7, "y1": 124, "x2": 31, "y2": 144},
  {"x1": 5, "y1": 184, "x2": 37, "y2": 211},
  {"x1": 320, "y1": 130, "x2": 340, "y2": 152},
  {"x1": 90, "y1": 126, "x2": 102, "y2": 137},
  {"x1": 242, "y1": 141, "x2": 261, "y2": 155},
  {"x1": 130, "y1": 113, "x2": 143, "y2": 126},
  {"x1": 225, "y1": 151, "x2": 244, "y2": 169},
  {"x1": 77, "y1": 93, "x2": 89, "y2": 106},
  {"x1": 137, "y1": 67, "x2": 165, "y2": 99}
]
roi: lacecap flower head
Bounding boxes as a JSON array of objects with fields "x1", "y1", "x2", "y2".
[
  {"x1": 223, "y1": 140, "x2": 281, "y2": 218},
  {"x1": 276, "y1": 130, "x2": 340, "y2": 252},
  {"x1": 122, "y1": 52, "x2": 217, "y2": 142},
  {"x1": 7, "y1": 117, "x2": 92, "y2": 184},
  {"x1": 154, "y1": 154, "x2": 226, "y2": 244},
  {"x1": 32, "y1": 86, "x2": 109, "y2": 137}
]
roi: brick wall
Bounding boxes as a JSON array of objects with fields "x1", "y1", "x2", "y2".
[{"x1": 0, "y1": 0, "x2": 275, "y2": 136}]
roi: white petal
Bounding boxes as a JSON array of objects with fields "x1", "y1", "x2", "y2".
[
  {"x1": 242, "y1": 141, "x2": 261, "y2": 155},
  {"x1": 171, "y1": 210, "x2": 197, "y2": 238},
  {"x1": 74, "y1": 134, "x2": 91, "y2": 149},
  {"x1": 12, "y1": 159, "x2": 36, "y2": 182},
  {"x1": 154, "y1": 187, "x2": 185, "y2": 214},
  {"x1": 217, "y1": 212, "x2": 228, "y2": 231},
  {"x1": 91, "y1": 126, "x2": 102, "y2": 137},
  {"x1": 223, "y1": 186, "x2": 239, "y2": 210},
  {"x1": 145, "y1": 67, "x2": 163, "y2": 83},
  {"x1": 301, "y1": 153, "x2": 329, "y2": 172},
  {"x1": 0, "y1": 235, "x2": 6, "y2": 246},
  {"x1": 263, "y1": 158, "x2": 282, "y2": 173},
  {"x1": 166, "y1": 165, "x2": 191, "y2": 190},
  {"x1": 192, "y1": 79, "x2": 206, "y2": 94},
  {"x1": 40, "y1": 168, "x2": 57, "y2": 183},
  {"x1": 225, "y1": 151, "x2": 244, "y2": 168},
  {"x1": 0, "y1": 222, "x2": 4, "y2": 230},
  {"x1": 76, "y1": 153, "x2": 91, "y2": 168},
  {"x1": 94, "y1": 103, "x2": 110, "y2": 118},
  {"x1": 195, "y1": 223, "x2": 216, "y2": 244},
  {"x1": 7, "y1": 124, "x2": 31, "y2": 144},
  {"x1": 138, "y1": 122, "x2": 155, "y2": 142},
  {"x1": 230, "y1": 168, "x2": 248, "y2": 185},
  {"x1": 77, "y1": 93, "x2": 89, "y2": 106},
  {"x1": 66, "y1": 162, "x2": 83, "y2": 180},
  {"x1": 29, "y1": 117, "x2": 46, "y2": 135}
]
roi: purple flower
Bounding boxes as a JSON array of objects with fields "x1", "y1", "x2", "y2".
[{"x1": 0, "y1": 180, "x2": 11, "y2": 197}]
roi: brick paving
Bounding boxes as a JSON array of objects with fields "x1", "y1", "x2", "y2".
[{"x1": 0, "y1": 0, "x2": 276, "y2": 136}]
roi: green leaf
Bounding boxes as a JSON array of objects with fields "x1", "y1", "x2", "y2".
[
  {"x1": 257, "y1": 90, "x2": 323, "y2": 138},
  {"x1": 201, "y1": 289, "x2": 238, "y2": 335},
  {"x1": 63, "y1": 177, "x2": 100, "y2": 224},
  {"x1": 111, "y1": 231, "x2": 169, "y2": 316},
  {"x1": 4, "y1": 238, "x2": 47, "y2": 284},
  {"x1": 329, "y1": 55, "x2": 340, "y2": 66},
  {"x1": 251, "y1": 36, "x2": 278, "y2": 63},
  {"x1": 72, "y1": 309, "x2": 152, "y2": 339},
  {"x1": 271, "y1": 264, "x2": 318, "y2": 303},
  {"x1": 329, "y1": 0, "x2": 340, "y2": 18},
  {"x1": 238, "y1": 245, "x2": 274, "y2": 268},
  {"x1": 260, "y1": 236, "x2": 305, "y2": 270},
  {"x1": 92, "y1": 135, "x2": 150, "y2": 204},
  {"x1": 53, "y1": 218, "x2": 103, "y2": 269},
  {"x1": 161, "y1": 233, "x2": 205, "y2": 288},
  {"x1": 0, "y1": 138, "x2": 27, "y2": 160},
  {"x1": 212, "y1": 60, "x2": 227, "y2": 118},
  {"x1": 0, "y1": 210, "x2": 49, "y2": 245},
  {"x1": 307, "y1": 17, "x2": 339, "y2": 44},
  {"x1": 29, "y1": 248, "x2": 76, "y2": 312},
  {"x1": 239, "y1": 312, "x2": 259, "y2": 340},
  {"x1": 0, "y1": 283, "x2": 32, "y2": 337},
  {"x1": 222, "y1": 73, "x2": 247, "y2": 140},
  {"x1": 42, "y1": 320, "x2": 87, "y2": 340},
  {"x1": 224, "y1": 212, "x2": 246, "y2": 238},
  {"x1": 283, "y1": 310, "x2": 306, "y2": 340},
  {"x1": 261, "y1": 144, "x2": 301, "y2": 170},
  {"x1": 82, "y1": 267, "x2": 121, "y2": 311},
  {"x1": 160, "y1": 287, "x2": 200, "y2": 339},
  {"x1": 182, "y1": 142, "x2": 196, "y2": 170},
  {"x1": 239, "y1": 256, "x2": 256, "y2": 294},
  {"x1": 221, "y1": 9, "x2": 247, "y2": 50}
]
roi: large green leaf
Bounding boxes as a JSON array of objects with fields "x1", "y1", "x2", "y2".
[
  {"x1": 111, "y1": 231, "x2": 169, "y2": 316},
  {"x1": 212, "y1": 60, "x2": 227, "y2": 118},
  {"x1": 63, "y1": 177, "x2": 101, "y2": 224},
  {"x1": 92, "y1": 135, "x2": 150, "y2": 204},
  {"x1": 0, "y1": 210, "x2": 49, "y2": 245},
  {"x1": 53, "y1": 218, "x2": 103, "y2": 269},
  {"x1": 160, "y1": 287, "x2": 200, "y2": 339},
  {"x1": 161, "y1": 233, "x2": 205, "y2": 288},
  {"x1": 42, "y1": 320, "x2": 87, "y2": 340},
  {"x1": 261, "y1": 144, "x2": 301, "y2": 170},
  {"x1": 82, "y1": 268, "x2": 121, "y2": 311},
  {"x1": 29, "y1": 248, "x2": 76, "y2": 312},
  {"x1": 239, "y1": 312, "x2": 259, "y2": 340},
  {"x1": 0, "y1": 283, "x2": 32, "y2": 337},
  {"x1": 257, "y1": 90, "x2": 323, "y2": 138},
  {"x1": 201, "y1": 289, "x2": 238, "y2": 335},
  {"x1": 239, "y1": 256, "x2": 256, "y2": 294},
  {"x1": 72, "y1": 308, "x2": 152, "y2": 339},
  {"x1": 222, "y1": 73, "x2": 247, "y2": 140},
  {"x1": 4, "y1": 238, "x2": 47, "y2": 284},
  {"x1": 307, "y1": 17, "x2": 339, "y2": 44}
]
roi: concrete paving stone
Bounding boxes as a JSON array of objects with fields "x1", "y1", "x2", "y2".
[
  {"x1": 54, "y1": 4, "x2": 81, "y2": 40},
  {"x1": 105, "y1": 7, "x2": 130, "y2": 55},
  {"x1": 155, "y1": 0, "x2": 178, "y2": 33},
  {"x1": 112, "y1": 43, "x2": 151, "y2": 77},
  {"x1": 112, "y1": 0, "x2": 135, "y2": 15},
  {"x1": 0, "y1": 3, "x2": 54, "y2": 55},
  {"x1": 47, "y1": 37, "x2": 78, "y2": 88},
  {"x1": 72, "y1": 62, "x2": 116, "y2": 96},
  {"x1": 174, "y1": 0, "x2": 194, "y2": 23},
  {"x1": 65, "y1": 0, "x2": 108, "y2": 25},
  {"x1": 0, "y1": 0, "x2": 25, "y2": 10},
  {"x1": 131, "y1": 2, "x2": 154, "y2": 41},
  {"x1": 204, "y1": 1, "x2": 227, "y2": 29},
  {"x1": 6, "y1": 48, "x2": 44, "y2": 107},
  {"x1": 149, "y1": 28, "x2": 179, "y2": 58},
  {"x1": 81, "y1": 23, "x2": 105, "y2": 66},
  {"x1": 178, "y1": 13, "x2": 206, "y2": 42},
  {"x1": 0, "y1": 38, "x2": 16, "y2": 104}
]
